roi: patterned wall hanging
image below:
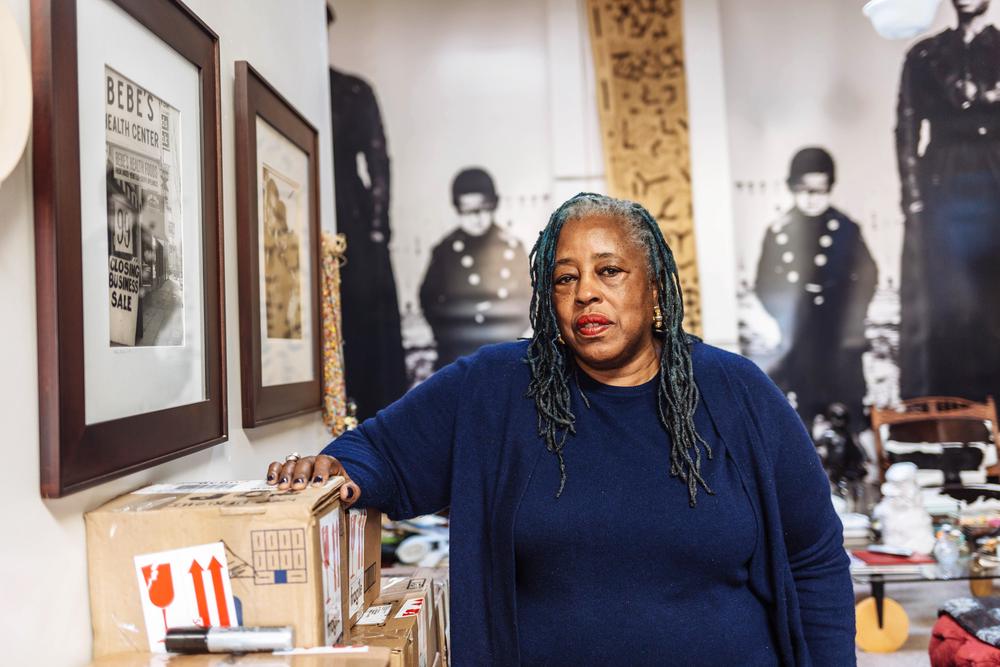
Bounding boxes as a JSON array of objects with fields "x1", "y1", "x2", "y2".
[
  {"x1": 587, "y1": 0, "x2": 702, "y2": 335},
  {"x1": 321, "y1": 232, "x2": 350, "y2": 435}
]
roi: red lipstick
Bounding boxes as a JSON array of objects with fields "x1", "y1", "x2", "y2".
[{"x1": 576, "y1": 313, "x2": 612, "y2": 336}]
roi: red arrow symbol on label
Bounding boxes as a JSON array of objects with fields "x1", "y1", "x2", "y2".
[
  {"x1": 208, "y1": 557, "x2": 230, "y2": 627},
  {"x1": 188, "y1": 560, "x2": 209, "y2": 627}
]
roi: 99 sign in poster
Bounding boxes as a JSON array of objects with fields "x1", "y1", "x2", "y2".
[{"x1": 104, "y1": 66, "x2": 184, "y2": 347}]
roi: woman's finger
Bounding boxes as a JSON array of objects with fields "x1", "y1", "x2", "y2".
[
  {"x1": 311, "y1": 455, "x2": 336, "y2": 486},
  {"x1": 265, "y1": 461, "x2": 282, "y2": 485},
  {"x1": 277, "y1": 459, "x2": 298, "y2": 489},
  {"x1": 290, "y1": 457, "x2": 316, "y2": 490},
  {"x1": 340, "y1": 479, "x2": 361, "y2": 508}
]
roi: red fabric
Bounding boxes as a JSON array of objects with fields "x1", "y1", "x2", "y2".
[
  {"x1": 851, "y1": 549, "x2": 935, "y2": 565},
  {"x1": 931, "y1": 614, "x2": 1000, "y2": 666}
]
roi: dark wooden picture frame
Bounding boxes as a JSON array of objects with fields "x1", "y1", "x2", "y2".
[
  {"x1": 32, "y1": 0, "x2": 226, "y2": 497},
  {"x1": 234, "y1": 62, "x2": 322, "y2": 427}
]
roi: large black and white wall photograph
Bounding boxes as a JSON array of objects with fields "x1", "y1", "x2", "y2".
[
  {"x1": 327, "y1": 0, "x2": 558, "y2": 419},
  {"x1": 726, "y1": 0, "x2": 1000, "y2": 437}
]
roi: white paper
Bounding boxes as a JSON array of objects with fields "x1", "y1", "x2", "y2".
[
  {"x1": 319, "y1": 509, "x2": 344, "y2": 644},
  {"x1": 274, "y1": 647, "x2": 371, "y2": 655},
  {"x1": 133, "y1": 542, "x2": 236, "y2": 652},
  {"x1": 78, "y1": 0, "x2": 206, "y2": 424},
  {"x1": 133, "y1": 480, "x2": 272, "y2": 495},
  {"x1": 355, "y1": 603, "x2": 393, "y2": 626}
]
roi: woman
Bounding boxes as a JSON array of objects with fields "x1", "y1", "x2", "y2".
[{"x1": 266, "y1": 193, "x2": 855, "y2": 665}]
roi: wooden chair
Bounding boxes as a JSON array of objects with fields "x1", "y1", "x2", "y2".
[{"x1": 871, "y1": 396, "x2": 1000, "y2": 482}]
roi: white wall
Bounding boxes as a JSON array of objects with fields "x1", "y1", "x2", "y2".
[
  {"x1": 683, "y1": 0, "x2": 738, "y2": 349},
  {"x1": 0, "y1": 1, "x2": 334, "y2": 664}
]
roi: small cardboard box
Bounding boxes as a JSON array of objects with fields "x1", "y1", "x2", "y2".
[
  {"x1": 382, "y1": 567, "x2": 449, "y2": 667},
  {"x1": 87, "y1": 647, "x2": 392, "y2": 667},
  {"x1": 85, "y1": 480, "x2": 381, "y2": 657},
  {"x1": 352, "y1": 570, "x2": 443, "y2": 667}
]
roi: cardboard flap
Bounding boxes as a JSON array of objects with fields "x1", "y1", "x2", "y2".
[{"x1": 89, "y1": 480, "x2": 345, "y2": 518}]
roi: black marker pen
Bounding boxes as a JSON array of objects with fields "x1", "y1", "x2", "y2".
[{"x1": 165, "y1": 626, "x2": 294, "y2": 653}]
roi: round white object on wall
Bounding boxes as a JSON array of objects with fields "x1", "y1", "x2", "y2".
[
  {"x1": 863, "y1": 0, "x2": 942, "y2": 40},
  {"x1": 0, "y1": 3, "x2": 31, "y2": 183}
]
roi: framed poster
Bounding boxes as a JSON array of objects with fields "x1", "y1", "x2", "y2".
[
  {"x1": 234, "y1": 61, "x2": 321, "y2": 427},
  {"x1": 32, "y1": 0, "x2": 225, "y2": 497}
]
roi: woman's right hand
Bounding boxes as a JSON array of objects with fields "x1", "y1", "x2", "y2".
[{"x1": 265, "y1": 454, "x2": 361, "y2": 507}]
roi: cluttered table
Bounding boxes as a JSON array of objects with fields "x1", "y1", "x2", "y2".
[{"x1": 845, "y1": 462, "x2": 1000, "y2": 654}]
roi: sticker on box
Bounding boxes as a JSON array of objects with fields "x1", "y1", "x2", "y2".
[
  {"x1": 251, "y1": 528, "x2": 307, "y2": 585},
  {"x1": 319, "y1": 509, "x2": 344, "y2": 644},
  {"x1": 356, "y1": 603, "x2": 393, "y2": 626},
  {"x1": 395, "y1": 596, "x2": 424, "y2": 619},
  {"x1": 133, "y1": 542, "x2": 237, "y2": 652},
  {"x1": 348, "y1": 509, "x2": 367, "y2": 617}
]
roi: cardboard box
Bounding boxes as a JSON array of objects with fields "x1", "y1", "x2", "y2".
[
  {"x1": 352, "y1": 569, "x2": 447, "y2": 667},
  {"x1": 382, "y1": 568, "x2": 449, "y2": 667},
  {"x1": 87, "y1": 647, "x2": 392, "y2": 667},
  {"x1": 86, "y1": 480, "x2": 381, "y2": 657}
]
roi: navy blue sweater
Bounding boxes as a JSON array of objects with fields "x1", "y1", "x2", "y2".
[
  {"x1": 323, "y1": 340, "x2": 855, "y2": 665},
  {"x1": 515, "y1": 371, "x2": 777, "y2": 665}
]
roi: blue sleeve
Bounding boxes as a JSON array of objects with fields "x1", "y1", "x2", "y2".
[
  {"x1": 320, "y1": 354, "x2": 471, "y2": 519},
  {"x1": 740, "y1": 358, "x2": 856, "y2": 666}
]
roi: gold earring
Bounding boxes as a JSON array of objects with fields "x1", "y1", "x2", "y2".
[
  {"x1": 556, "y1": 334, "x2": 565, "y2": 345},
  {"x1": 653, "y1": 305, "x2": 665, "y2": 332}
]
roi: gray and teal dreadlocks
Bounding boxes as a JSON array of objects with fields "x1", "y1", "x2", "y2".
[{"x1": 524, "y1": 192, "x2": 713, "y2": 507}]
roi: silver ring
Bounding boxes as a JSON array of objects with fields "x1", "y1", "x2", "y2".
[{"x1": 284, "y1": 453, "x2": 301, "y2": 463}]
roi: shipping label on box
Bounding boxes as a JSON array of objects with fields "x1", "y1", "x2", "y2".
[
  {"x1": 133, "y1": 542, "x2": 236, "y2": 652},
  {"x1": 356, "y1": 603, "x2": 393, "y2": 627}
]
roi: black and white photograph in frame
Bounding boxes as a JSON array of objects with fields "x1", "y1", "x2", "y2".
[
  {"x1": 105, "y1": 66, "x2": 185, "y2": 348},
  {"x1": 32, "y1": 0, "x2": 225, "y2": 496},
  {"x1": 80, "y1": 0, "x2": 208, "y2": 424}
]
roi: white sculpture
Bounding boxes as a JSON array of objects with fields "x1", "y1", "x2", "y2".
[{"x1": 872, "y1": 462, "x2": 936, "y2": 554}]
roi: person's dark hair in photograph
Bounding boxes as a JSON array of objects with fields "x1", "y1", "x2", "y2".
[
  {"x1": 896, "y1": 0, "x2": 1000, "y2": 403},
  {"x1": 328, "y1": 6, "x2": 408, "y2": 420},
  {"x1": 419, "y1": 167, "x2": 531, "y2": 370},
  {"x1": 754, "y1": 146, "x2": 877, "y2": 433}
]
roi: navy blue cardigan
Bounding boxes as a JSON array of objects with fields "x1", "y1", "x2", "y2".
[{"x1": 323, "y1": 340, "x2": 856, "y2": 665}]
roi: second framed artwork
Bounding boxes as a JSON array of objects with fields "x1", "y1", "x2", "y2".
[{"x1": 234, "y1": 62, "x2": 321, "y2": 427}]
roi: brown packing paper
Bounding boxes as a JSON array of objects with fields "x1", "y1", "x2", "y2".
[{"x1": 86, "y1": 481, "x2": 381, "y2": 658}]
